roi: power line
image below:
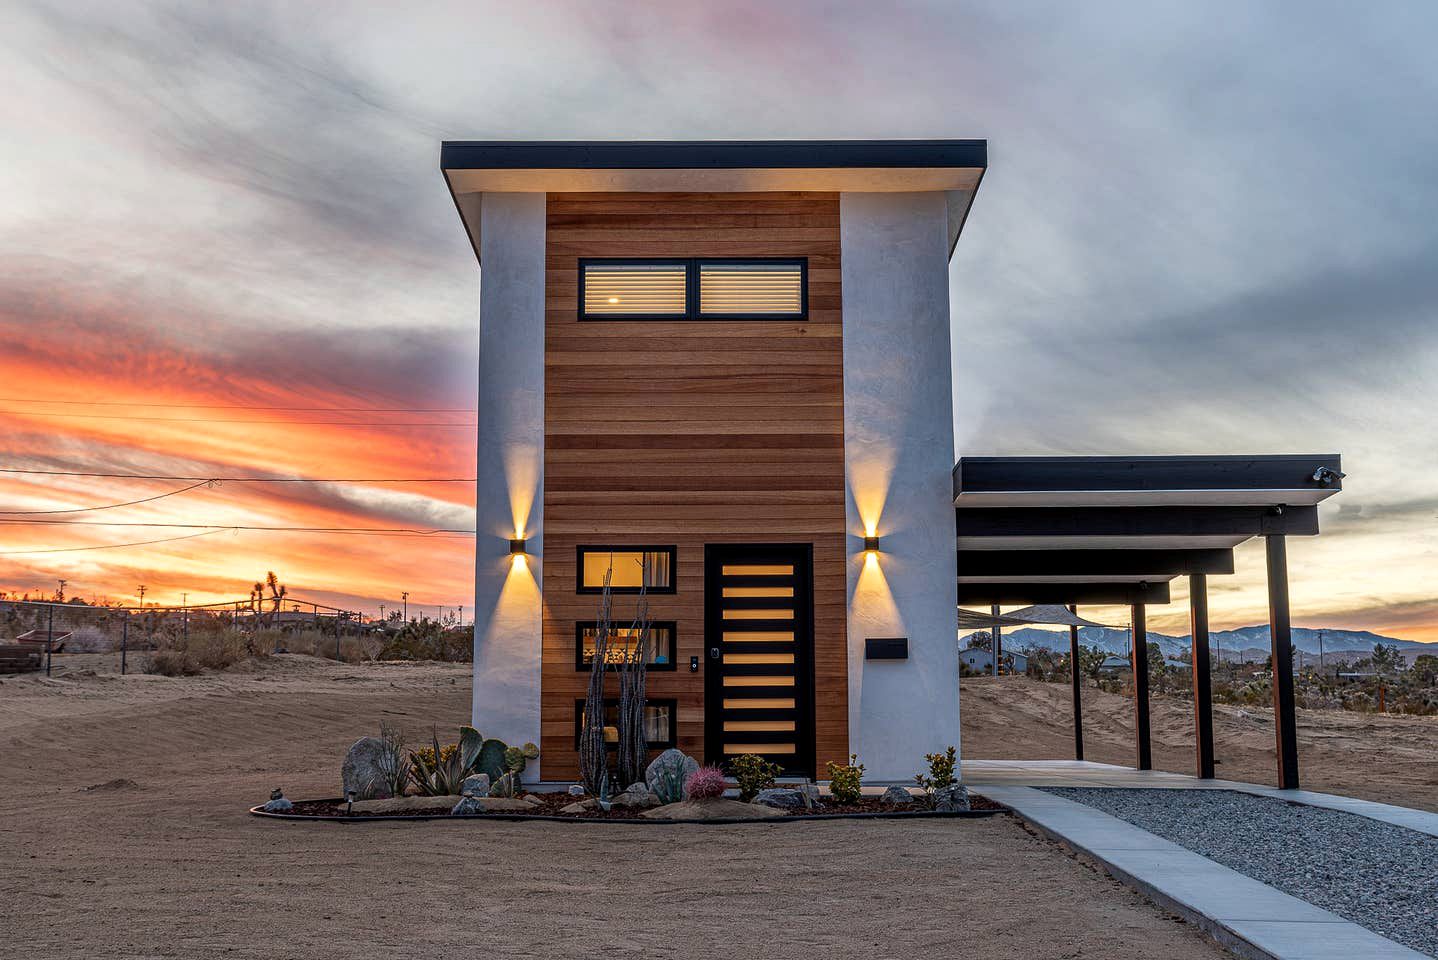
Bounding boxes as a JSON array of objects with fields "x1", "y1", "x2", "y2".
[
  {"x1": 0, "y1": 528, "x2": 228, "y2": 556},
  {"x1": 0, "y1": 479, "x2": 214, "y2": 515},
  {"x1": 0, "y1": 518, "x2": 475, "y2": 535},
  {"x1": 0, "y1": 410, "x2": 474, "y2": 425},
  {"x1": 0, "y1": 468, "x2": 476, "y2": 482},
  {"x1": 0, "y1": 397, "x2": 474, "y2": 412}
]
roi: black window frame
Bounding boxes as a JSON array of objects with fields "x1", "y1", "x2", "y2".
[
  {"x1": 575, "y1": 620, "x2": 679, "y2": 671},
  {"x1": 578, "y1": 257, "x2": 808, "y2": 322},
  {"x1": 575, "y1": 544, "x2": 678, "y2": 595},
  {"x1": 572, "y1": 698, "x2": 679, "y2": 750}
]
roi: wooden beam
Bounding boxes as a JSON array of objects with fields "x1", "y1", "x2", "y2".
[
  {"x1": 957, "y1": 548, "x2": 1234, "y2": 577},
  {"x1": 1190, "y1": 573, "x2": 1215, "y2": 779},
  {"x1": 956, "y1": 581, "x2": 1171, "y2": 605},
  {"x1": 1069, "y1": 604, "x2": 1084, "y2": 762},
  {"x1": 1132, "y1": 603, "x2": 1152, "y2": 771},
  {"x1": 1266, "y1": 535, "x2": 1300, "y2": 789},
  {"x1": 954, "y1": 454, "x2": 1343, "y2": 499},
  {"x1": 954, "y1": 505, "x2": 1320, "y2": 539}
]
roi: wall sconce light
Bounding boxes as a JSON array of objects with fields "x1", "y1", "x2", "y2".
[
  {"x1": 509, "y1": 537, "x2": 527, "y2": 557},
  {"x1": 863, "y1": 535, "x2": 880, "y2": 554}
]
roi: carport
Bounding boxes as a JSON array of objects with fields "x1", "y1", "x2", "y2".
[{"x1": 954, "y1": 454, "x2": 1344, "y2": 789}]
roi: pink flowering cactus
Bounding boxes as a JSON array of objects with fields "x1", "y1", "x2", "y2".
[{"x1": 684, "y1": 765, "x2": 728, "y2": 800}]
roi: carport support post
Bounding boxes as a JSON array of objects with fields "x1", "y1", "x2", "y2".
[
  {"x1": 1190, "y1": 573, "x2": 1216, "y2": 778},
  {"x1": 1266, "y1": 534, "x2": 1300, "y2": 789},
  {"x1": 1068, "y1": 603, "x2": 1084, "y2": 761},
  {"x1": 1131, "y1": 603, "x2": 1152, "y2": 771},
  {"x1": 990, "y1": 603, "x2": 1002, "y2": 676}
]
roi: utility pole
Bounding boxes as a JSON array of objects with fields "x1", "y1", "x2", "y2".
[
  {"x1": 137, "y1": 585, "x2": 147, "y2": 608},
  {"x1": 56, "y1": 578, "x2": 67, "y2": 602},
  {"x1": 402, "y1": 591, "x2": 409, "y2": 622},
  {"x1": 1318, "y1": 629, "x2": 1325, "y2": 673}
]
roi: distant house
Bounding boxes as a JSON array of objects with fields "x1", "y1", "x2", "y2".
[
  {"x1": 960, "y1": 647, "x2": 1028, "y2": 675},
  {"x1": 1098, "y1": 655, "x2": 1132, "y2": 676}
]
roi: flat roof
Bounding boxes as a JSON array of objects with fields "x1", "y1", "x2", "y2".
[
  {"x1": 952, "y1": 455, "x2": 1343, "y2": 604},
  {"x1": 440, "y1": 139, "x2": 987, "y2": 171},
  {"x1": 441, "y1": 139, "x2": 987, "y2": 263}
]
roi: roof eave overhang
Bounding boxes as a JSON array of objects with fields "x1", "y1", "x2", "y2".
[{"x1": 441, "y1": 139, "x2": 987, "y2": 266}]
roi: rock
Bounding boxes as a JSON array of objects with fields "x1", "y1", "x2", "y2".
[
  {"x1": 560, "y1": 800, "x2": 593, "y2": 814},
  {"x1": 341, "y1": 737, "x2": 394, "y2": 800},
  {"x1": 459, "y1": 774, "x2": 490, "y2": 798},
  {"x1": 473, "y1": 797, "x2": 534, "y2": 813},
  {"x1": 645, "y1": 748, "x2": 699, "y2": 802},
  {"x1": 451, "y1": 794, "x2": 484, "y2": 815},
  {"x1": 932, "y1": 784, "x2": 970, "y2": 812},
  {"x1": 881, "y1": 785, "x2": 915, "y2": 806},
  {"x1": 352, "y1": 795, "x2": 461, "y2": 815},
  {"x1": 612, "y1": 782, "x2": 659, "y2": 810},
  {"x1": 568, "y1": 784, "x2": 585, "y2": 797},
  {"x1": 796, "y1": 783, "x2": 821, "y2": 807},
  {"x1": 753, "y1": 788, "x2": 808, "y2": 810},
  {"x1": 521, "y1": 794, "x2": 543, "y2": 806},
  {"x1": 260, "y1": 793, "x2": 294, "y2": 813},
  {"x1": 641, "y1": 798, "x2": 783, "y2": 821}
]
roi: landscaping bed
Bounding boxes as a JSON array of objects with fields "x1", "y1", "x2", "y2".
[{"x1": 252, "y1": 791, "x2": 1005, "y2": 823}]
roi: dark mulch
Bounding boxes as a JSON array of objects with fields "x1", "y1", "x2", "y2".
[{"x1": 275, "y1": 792, "x2": 1004, "y2": 821}]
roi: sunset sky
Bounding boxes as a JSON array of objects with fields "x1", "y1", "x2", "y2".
[{"x1": 2, "y1": 3, "x2": 1434, "y2": 639}]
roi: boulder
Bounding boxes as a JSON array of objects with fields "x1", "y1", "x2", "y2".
[
  {"x1": 459, "y1": 774, "x2": 490, "y2": 798},
  {"x1": 880, "y1": 785, "x2": 915, "y2": 806},
  {"x1": 352, "y1": 795, "x2": 461, "y2": 815},
  {"x1": 641, "y1": 798, "x2": 783, "y2": 821},
  {"x1": 612, "y1": 782, "x2": 659, "y2": 810},
  {"x1": 341, "y1": 737, "x2": 394, "y2": 800},
  {"x1": 753, "y1": 788, "x2": 808, "y2": 811},
  {"x1": 521, "y1": 794, "x2": 544, "y2": 806},
  {"x1": 475, "y1": 797, "x2": 537, "y2": 813},
  {"x1": 451, "y1": 794, "x2": 484, "y2": 816},
  {"x1": 645, "y1": 748, "x2": 699, "y2": 802},
  {"x1": 260, "y1": 796, "x2": 294, "y2": 813},
  {"x1": 560, "y1": 799, "x2": 596, "y2": 815},
  {"x1": 568, "y1": 784, "x2": 586, "y2": 797},
  {"x1": 932, "y1": 785, "x2": 970, "y2": 812}
]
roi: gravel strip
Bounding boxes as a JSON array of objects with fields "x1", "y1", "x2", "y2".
[{"x1": 1041, "y1": 788, "x2": 1438, "y2": 957}]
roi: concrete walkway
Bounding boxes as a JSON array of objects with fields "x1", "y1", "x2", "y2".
[
  {"x1": 963, "y1": 759, "x2": 1438, "y2": 839},
  {"x1": 977, "y1": 783, "x2": 1430, "y2": 960}
]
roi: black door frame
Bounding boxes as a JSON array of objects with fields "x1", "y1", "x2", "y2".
[{"x1": 703, "y1": 542, "x2": 816, "y2": 778}]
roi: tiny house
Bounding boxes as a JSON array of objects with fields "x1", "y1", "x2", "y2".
[
  {"x1": 443, "y1": 140, "x2": 985, "y2": 782},
  {"x1": 443, "y1": 140, "x2": 1343, "y2": 790}
]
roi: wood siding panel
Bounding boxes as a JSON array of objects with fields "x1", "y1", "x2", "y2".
[{"x1": 541, "y1": 192, "x2": 848, "y2": 780}]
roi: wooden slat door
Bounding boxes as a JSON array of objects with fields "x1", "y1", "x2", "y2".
[{"x1": 704, "y1": 544, "x2": 815, "y2": 777}]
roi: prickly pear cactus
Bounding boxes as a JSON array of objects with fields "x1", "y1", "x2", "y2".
[{"x1": 476, "y1": 738, "x2": 509, "y2": 781}]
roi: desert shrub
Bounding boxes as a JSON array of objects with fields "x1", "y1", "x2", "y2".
[
  {"x1": 915, "y1": 746, "x2": 958, "y2": 796},
  {"x1": 144, "y1": 628, "x2": 256, "y2": 675},
  {"x1": 729, "y1": 753, "x2": 781, "y2": 802},
  {"x1": 378, "y1": 618, "x2": 473, "y2": 662},
  {"x1": 145, "y1": 648, "x2": 203, "y2": 677},
  {"x1": 685, "y1": 765, "x2": 727, "y2": 800},
  {"x1": 826, "y1": 754, "x2": 865, "y2": 803}
]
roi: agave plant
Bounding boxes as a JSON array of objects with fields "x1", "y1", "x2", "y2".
[{"x1": 409, "y1": 725, "x2": 485, "y2": 796}]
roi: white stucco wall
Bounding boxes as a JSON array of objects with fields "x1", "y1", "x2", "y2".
[
  {"x1": 472, "y1": 192, "x2": 546, "y2": 780},
  {"x1": 839, "y1": 192, "x2": 962, "y2": 782}
]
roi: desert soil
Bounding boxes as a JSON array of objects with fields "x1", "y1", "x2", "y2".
[
  {"x1": 961, "y1": 675, "x2": 1438, "y2": 813},
  {"x1": 1, "y1": 653, "x2": 1227, "y2": 959}
]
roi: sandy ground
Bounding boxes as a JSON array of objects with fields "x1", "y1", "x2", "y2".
[
  {"x1": 961, "y1": 675, "x2": 1438, "y2": 813},
  {"x1": 1, "y1": 653, "x2": 1228, "y2": 959}
]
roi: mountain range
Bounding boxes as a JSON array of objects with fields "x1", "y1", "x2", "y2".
[{"x1": 963, "y1": 625, "x2": 1438, "y2": 661}]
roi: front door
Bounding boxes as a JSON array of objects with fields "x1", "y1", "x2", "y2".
[{"x1": 703, "y1": 543, "x2": 815, "y2": 777}]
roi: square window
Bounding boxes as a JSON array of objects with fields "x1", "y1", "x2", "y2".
[
  {"x1": 576, "y1": 622, "x2": 677, "y2": 670},
  {"x1": 573, "y1": 699, "x2": 677, "y2": 749},
  {"x1": 580, "y1": 261, "x2": 688, "y2": 318},
  {"x1": 577, "y1": 546, "x2": 676, "y2": 594},
  {"x1": 698, "y1": 261, "x2": 806, "y2": 317}
]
